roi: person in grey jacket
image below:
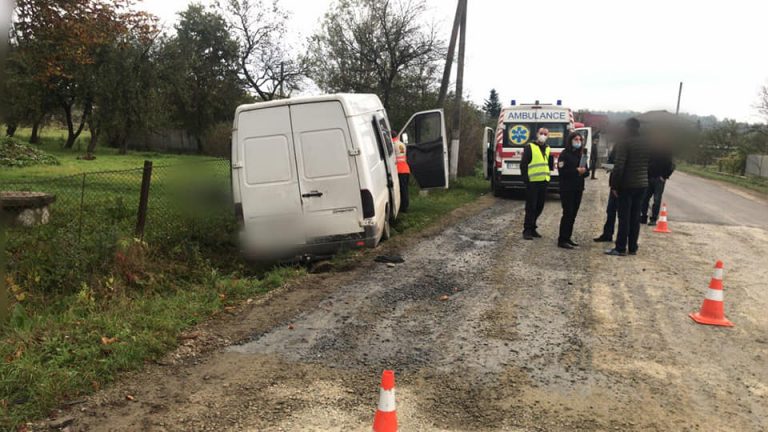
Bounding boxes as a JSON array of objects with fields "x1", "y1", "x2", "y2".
[{"x1": 606, "y1": 118, "x2": 649, "y2": 256}]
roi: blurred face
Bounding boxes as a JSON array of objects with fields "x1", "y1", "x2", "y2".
[{"x1": 571, "y1": 135, "x2": 583, "y2": 149}]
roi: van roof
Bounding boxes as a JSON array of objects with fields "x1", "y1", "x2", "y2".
[{"x1": 235, "y1": 94, "x2": 385, "y2": 119}]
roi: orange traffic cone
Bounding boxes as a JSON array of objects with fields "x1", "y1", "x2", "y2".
[
  {"x1": 689, "y1": 261, "x2": 734, "y2": 327},
  {"x1": 654, "y1": 203, "x2": 671, "y2": 233},
  {"x1": 373, "y1": 370, "x2": 398, "y2": 432}
]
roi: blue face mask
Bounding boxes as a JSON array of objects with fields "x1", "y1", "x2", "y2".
[{"x1": 572, "y1": 141, "x2": 582, "y2": 149}]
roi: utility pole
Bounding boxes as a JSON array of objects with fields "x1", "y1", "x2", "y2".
[
  {"x1": 438, "y1": 0, "x2": 464, "y2": 107},
  {"x1": 450, "y1": 0, "x2": 467, "y2": 181},
  {"x1": 676, "y1": 81, "x2": 683, "y2": 115}
]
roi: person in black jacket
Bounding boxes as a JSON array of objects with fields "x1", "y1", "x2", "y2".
[
  {"x1": 557, "y1": 132, "x2": 590, "y2": 249},
  {"x1": 606, "y1": 118, "x2": 649, "y2": 256},
  {"x1": 520, "y1": 127, "x2": 555, "y2": 240},
  {"x1": 641, "y1": 150, "x2": 675, "y2": 225},
  {"x1": 594, "y1": 147, "x2": 618, "y2": 242}
]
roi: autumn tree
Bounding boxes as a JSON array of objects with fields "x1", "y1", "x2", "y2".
[
  {"x1": 227, "y1": 0, "x2": 307, "y2": 100},
  {"x1": 13, "y1": 0, "x2": 157, "y2": 149},
  {"x1": 160, "y1": 4, "x2": 244, "y2": 150},
  {"x1": 309, "y1": 0, "x2": 444, "y2": 127}
]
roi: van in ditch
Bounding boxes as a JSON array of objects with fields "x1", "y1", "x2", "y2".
[{"x1": 231, "y1": 94, "x2": 448, "y2": 260}]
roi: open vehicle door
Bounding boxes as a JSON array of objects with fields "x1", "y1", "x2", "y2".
[
  {"x1": 574, "y1": 127, "x2": 592, "y2": 166},
  {"x1": 398, "y1": 109, "x2": 449, "y2": 189},
  {"x1": 483, "y1": 127, "x2": 495, "y2": 180}
]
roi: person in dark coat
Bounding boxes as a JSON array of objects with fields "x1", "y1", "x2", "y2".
[
  {"x1": 640, "y1": 150, "x2": 675, "y2": 225},
  {"x1": 557, "y1": 132, "x2": 590, "y2": 249},
  {"x1": 520, "y1": 127, "x2": 555, "y2": 240},
  {"x1": 590, "y1": 135, "x2": 599, "y2": 179},
  {"x1": 606, "y1": 118, "x2": 649, "y2": 256},
  {"x1": 594, "y1": 147, "x2": 617, "y2": 242}
]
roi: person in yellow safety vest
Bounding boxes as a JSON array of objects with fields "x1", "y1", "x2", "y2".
[
  {"x1": 392, "y1": 131, "x2": 410, "y2": 213},
  {"x1": 520, "y1": 127, "x2": 555, "y2": 240}
]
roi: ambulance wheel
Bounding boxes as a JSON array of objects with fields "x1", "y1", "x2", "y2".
[{"x1": 492, "y1": 176, "x2": 503, "y2": 197}]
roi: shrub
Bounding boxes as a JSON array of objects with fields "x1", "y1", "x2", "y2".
[{"x1": 0, "y1": 137, "x2": 60, "y2": 168}]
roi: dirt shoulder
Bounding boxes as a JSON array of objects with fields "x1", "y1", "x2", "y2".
[{"x1": 38, "y1": 179, "x2": 768, "y2": 432}]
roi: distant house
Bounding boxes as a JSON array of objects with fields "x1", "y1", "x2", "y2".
[{"x1": 579, "y1": 113, "x2": 610, "y2": 133}]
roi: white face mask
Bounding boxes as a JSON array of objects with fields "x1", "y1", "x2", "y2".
[
  {"x1": 537, "y1": 135, "x2": 548, "y2": 144},
  {"x1": 572, "y1": 142, "x2": 582, "y2": 149}
]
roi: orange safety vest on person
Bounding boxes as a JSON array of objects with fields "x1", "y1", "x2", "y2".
[{"x1": 395, "y1": 139, "x2": 411, "y2": 174}]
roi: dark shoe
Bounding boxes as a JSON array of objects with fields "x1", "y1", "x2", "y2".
[
  {"x1": 628, "y1": 250, "x2": 638, "y2": 256},
  {"x1": 604, "y1": 249, "x2": 627, "y2": 256},
  {"x1": 523, "y1": 231, "x2": 534, "y2": 240},
  {"x1": 558, "y1": 242, "x2": 575, "y2": 249},
  {"x1": 640, "y1": 217, "x2": 648, "y2": 225},
  {"x1": 593, "y1": 236, "x2": 612, "y2": 242},
  {"x1": 532, "y1": 230, "x2": 542, "y2": 238},
  {"x1": 567, "y1": 239, "x2": 579, "y2": 247},
  {"x1": 648, "y1": 220, "x2": 657, "y2": 226}
]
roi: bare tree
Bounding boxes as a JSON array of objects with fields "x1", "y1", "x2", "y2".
[
  {"x1": 309, "y1": 0, "x2": 445, "y2": 123},
  {"x1": 758, "y1": 84, "x2": 768, "y2": 123},
  {"x1": 227, "y1": 0, "x2": 306, "y2": 100}
]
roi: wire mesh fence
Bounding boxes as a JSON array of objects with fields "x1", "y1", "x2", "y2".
[{"x1": 2, "y1": 158, "x2": 235, "y2": 294}]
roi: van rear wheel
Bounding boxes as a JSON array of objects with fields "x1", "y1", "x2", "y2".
[{"x1": 381, "y1": 204, "x2": 391, "y2": 241}]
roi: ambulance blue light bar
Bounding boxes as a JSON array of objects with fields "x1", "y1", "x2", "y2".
[
  {"x1": 557, "y1": 100, "x2": 562, "y2": 106},
  {"x1": 510, "y1": 100, "x2": 516, "y2": 106}
]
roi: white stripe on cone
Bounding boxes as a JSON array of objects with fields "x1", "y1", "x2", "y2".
[
  {"x1": 705, "y1": 289, "x2": 724, "y2": 302},
  {"x1": 378, "y1": 389, "x2": 396, "y2": 412},
  {"x1": 713, "y1": 269, "x2": 723, "y2": 280}
]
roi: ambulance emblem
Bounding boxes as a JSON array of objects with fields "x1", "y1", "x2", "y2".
[{"x1": 508, "y1": 125, "x2": 530, "y2": 145}]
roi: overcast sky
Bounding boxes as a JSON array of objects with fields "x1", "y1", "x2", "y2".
[{"x1": 140, "y1": 0, "x2": 768, "y2": 123}]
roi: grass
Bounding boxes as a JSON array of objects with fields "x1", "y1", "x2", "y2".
[
  {"x1": 1, "y1": 127, "x2": 491, "y2": 429},
  {"x1": 2, "y1": 127, "x2": 210, "y2": 181},
  {"x1": 678, "y1": 163, "x2": 768, "y2": 196}
]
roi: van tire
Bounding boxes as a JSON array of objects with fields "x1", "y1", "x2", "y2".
[{"x1": 381, "y1": 204, "x2": 392, "y2": 241}]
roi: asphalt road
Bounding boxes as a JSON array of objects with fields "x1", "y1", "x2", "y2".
[{"x1": 663, "y1": 171, "x2": 768, "y2": 228}]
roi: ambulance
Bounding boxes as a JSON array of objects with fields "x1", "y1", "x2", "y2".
[{"x1": 482, "y1": 101, "x2": 592, "y2": 196}]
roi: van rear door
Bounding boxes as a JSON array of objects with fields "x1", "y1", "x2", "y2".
[
  {"x1": 236, "y1": 106, "x2": 305, "y2": 248},
  {"x1": 574, "y1": 127, "x2": 592, "y2": 165},
  {"x1": 398, "y1": 109, "x2": 449, "y2": 189},
  {"x1": 290, "y1": 101, "x2": 363, "y2": 240}
]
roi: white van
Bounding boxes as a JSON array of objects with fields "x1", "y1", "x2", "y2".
[{"x1": 231, "y1": 94, "x2": 448, "y2": 260}]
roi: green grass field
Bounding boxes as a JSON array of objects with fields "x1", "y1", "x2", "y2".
[
  {"x1": 1, "y1": 127, "x2": 490, "y2": 428},
  {"x1": 3, "y1": 127, "x2": 209, "y2": 181}
]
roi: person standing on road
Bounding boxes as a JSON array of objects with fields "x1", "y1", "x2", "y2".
[
  {"x1": 521, "y1": 127, "x2": 555, "y2": 240},
  {"x1": 606, "y1": 118, "x2": 649, "y2": 256},
  {"x1": 594, "y1": 147, "x2": 618, "y2": 243},
  {"x1": 393, "y1": 131, "x2": 410, "y2": 213},
  {"x1": 640, "y1": 149, "x2": 675, "y2": 226},
  {"x1": 590, "y1": 135, "x2": 600, "y2": 179},
  {"x1": 557, "y1": 132, "x2": 590, "y2": 249}
]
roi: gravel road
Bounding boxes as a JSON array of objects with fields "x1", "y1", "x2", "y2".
[{"x1": 47, "y1": 176, "x2": 768, "y2": 432}]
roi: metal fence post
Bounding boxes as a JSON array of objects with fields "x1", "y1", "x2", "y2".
[
  {"x1": 135, "y1": 160, "x2": 153, "y2": 238},
  {"x1": 78, "y1": 173, "x2": 86, "y2": 242}
]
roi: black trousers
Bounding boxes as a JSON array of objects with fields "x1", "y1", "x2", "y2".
[
  {"x1": 398, "y1": 173, "x2": 410, "y2": 213},
  {"x1": 524, "y1": 182, "x2": 548, "y2": 233},
  {"x1": 641, "y1": 177, "x2": 666, "y2": 222},
  {"x1": 600, "y1": 191, "x2": 618, "y2": 239},
  {"x1": 616, "y1": 187, "x2": 647, "y2": 253},
  {"x1": 558, "y1": 189, "x2": 583, "y2": 243}
]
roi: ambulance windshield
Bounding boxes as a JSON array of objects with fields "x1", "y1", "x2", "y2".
[{"x1": 504, "y1": 123, "x2": 568, "y2": 148}]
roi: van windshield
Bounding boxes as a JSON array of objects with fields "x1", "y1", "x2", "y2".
[{"x1": 504, "y1": 123, "x2": 569, "y2": 148}]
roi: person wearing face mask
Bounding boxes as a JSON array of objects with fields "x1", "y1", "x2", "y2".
[
  {"x1": 557, "y1": 132, "x2": 590, "y2": 249},
  {"x1": 520, "y1": 127, "x2": 555, "y2": 240}
]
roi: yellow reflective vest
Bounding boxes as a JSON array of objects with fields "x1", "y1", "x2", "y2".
[{"x1": 528, "y1": 144, "x2": 551, "y2": 182}]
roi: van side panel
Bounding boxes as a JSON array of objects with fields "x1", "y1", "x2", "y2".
[
  {"x1": 290, "y1": 101, "x2": 363, "y2": 240},
  {"x1": 237, "y1": 106, "x2": 305, "y2": 249}
]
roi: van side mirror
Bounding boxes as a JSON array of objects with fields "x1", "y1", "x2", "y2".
[{"x1": 401, "y1": 133, "x2": 409, "y2": 145}]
